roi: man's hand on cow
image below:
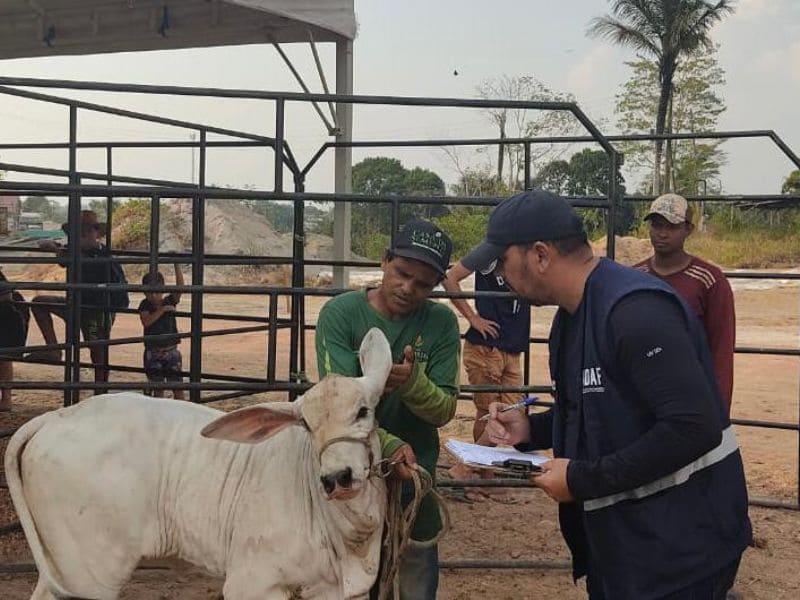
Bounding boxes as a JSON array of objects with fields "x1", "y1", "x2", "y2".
[
  {"x1": 384, "y1": 345, "x2": 415, "y2": 393},
  {"x1": 532, "y1": 458, "x2": 574, "y2": 503},
  {"x1": 389, "y1": 444, "x2": 418, "y2": 480},
  {"x1": 484, "y1": 401, "x2": 531, "y2": 447}
]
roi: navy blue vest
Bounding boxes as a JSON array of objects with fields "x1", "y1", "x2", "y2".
[
  {"x1": 464, "y1": 270, "x2": 531, "y2": 353},
  {"x1": 549, "y1": 259, "x2": 751, "y2": 598}
]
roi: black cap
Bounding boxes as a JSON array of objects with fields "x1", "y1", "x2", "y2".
[
  {"x1": 391, "y1": 219, "x2": 453, "y2": 277},
  {"x1": 464, "y1": 190, "x2": 585, "y2": 271}
]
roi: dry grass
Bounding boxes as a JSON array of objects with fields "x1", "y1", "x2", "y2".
[{"x1": 687, "y1": 231, "x2": 800, "y2": 269}]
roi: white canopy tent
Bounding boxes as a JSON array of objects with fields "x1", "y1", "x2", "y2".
[
  {"x1": 0, "y1": 0, "x2": 355, "y2": 57},
  {"x1": 0, "y1": 0, "x2": 355, "y2": 284}
]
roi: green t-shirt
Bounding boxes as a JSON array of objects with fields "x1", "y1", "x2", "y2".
[{"x1": 316, "y1": 289, "x2": 460, "y2": 540}]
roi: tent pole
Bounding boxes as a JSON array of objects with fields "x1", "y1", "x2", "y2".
[
  {"x1": 333, "y1": 38, "x2": 353, "y2": 288},
  {"x1": 271, "y1": 42, "x2": 335, "y2": 134},
  {"x1": 307, "y1": 30, "x2": 338, "y2": 127}
]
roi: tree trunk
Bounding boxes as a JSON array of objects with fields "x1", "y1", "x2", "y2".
[
  {"x1": 664, "y1": 89, "x2": 674, "y2": 192},
  {"x1": 653, "y1": 68, "x2": 674, "y2": 195},
  {"x1": 497, "y1": 118, "x2": 506, "y2": 183}
]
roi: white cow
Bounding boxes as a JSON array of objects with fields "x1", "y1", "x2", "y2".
[{"x1": 5, "y1": 328, "x2": 393, "y2": 600}]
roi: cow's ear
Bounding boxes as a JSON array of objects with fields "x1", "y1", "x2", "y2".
[
  {"x1": 358, "y1": 328, "x2": 393, "y2": 404},
  {"x1": 201, "y1": 401, "x2": 303, "y2": 444}
]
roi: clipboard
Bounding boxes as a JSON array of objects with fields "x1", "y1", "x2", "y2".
[{"x1": 444, "y1": 439, "x2": 547, "y2": 479}]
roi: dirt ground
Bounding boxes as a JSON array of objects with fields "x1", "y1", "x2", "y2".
[{"x1": 1, "y1": 283, "x2": 799, "y2": 599}]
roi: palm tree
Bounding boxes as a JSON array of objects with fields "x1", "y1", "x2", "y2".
[{"x1": 588, "y1": 0, "x2": 735, "y2": 194}]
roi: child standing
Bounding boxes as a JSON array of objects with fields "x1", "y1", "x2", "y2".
[{"x1": 139, "y1": 264, "x2": 184, "y2": 399}]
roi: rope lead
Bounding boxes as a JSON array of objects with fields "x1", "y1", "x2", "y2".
[{"x1": 377, "y1": 465, "x2": 450, "y2": 600}]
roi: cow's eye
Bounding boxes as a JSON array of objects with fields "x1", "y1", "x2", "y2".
[{"x1": 356, "y1": 406, "x2": 369, "y2": 420}]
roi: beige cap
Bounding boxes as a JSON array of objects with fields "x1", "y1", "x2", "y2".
[{"x1": 645, "y1": 193, "x2": 691, "y2": 224}]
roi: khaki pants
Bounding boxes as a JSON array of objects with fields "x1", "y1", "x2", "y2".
[{"x1": 462, "y1": 340, "x2": 522, "y2": 442}]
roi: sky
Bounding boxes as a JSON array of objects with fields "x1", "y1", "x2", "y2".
[{"x1": 0, "y1": 0, "x2": 798, "y2": 198}]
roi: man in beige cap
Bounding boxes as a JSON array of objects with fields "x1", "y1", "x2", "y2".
[{"x1": 634, "y1": 193, "x2": 736, "y2": 414}]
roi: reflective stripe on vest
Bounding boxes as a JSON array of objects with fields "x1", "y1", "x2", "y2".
[{"x1": 583, "y1": 426, "x2": 739, "y2": 512}]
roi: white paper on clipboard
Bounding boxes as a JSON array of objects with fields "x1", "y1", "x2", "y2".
[{"x1": 444, "y1": 439, "x2": 548, "y2": 467}]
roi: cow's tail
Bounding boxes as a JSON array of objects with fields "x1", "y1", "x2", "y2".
[{"x1": 4, "y1": 413, "x2": 73, "y2": 598}]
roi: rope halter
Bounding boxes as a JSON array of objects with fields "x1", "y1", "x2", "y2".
[
  {"x1": 302, "y1": 416, "x2": 402, "y2": 482},
  {"x1": 310, "y1": 420, "x2": 383, "y2": 481}
]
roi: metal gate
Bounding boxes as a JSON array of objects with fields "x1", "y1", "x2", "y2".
[{"x1": 0, "y1": 78, "x2": 798, "y2": 579}]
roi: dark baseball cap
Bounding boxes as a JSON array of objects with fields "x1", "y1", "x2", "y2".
[
  {"x1": 391, "y1": 219, "x2": 453, "y2": 277},
  {"x1": 465, "y1": 190, "x2": 586, "y2": 271}
]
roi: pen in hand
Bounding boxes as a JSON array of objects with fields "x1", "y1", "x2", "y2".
[{"x1": 479, "y1": 396, "x2": 539, "y2": 421}]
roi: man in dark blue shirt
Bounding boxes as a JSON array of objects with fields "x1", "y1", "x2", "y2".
[
  {"x1": 477, "y1": 190, "x2": 750, "y2": 599},
  {"x1": 443, "y1": 255, "x2": 530, "y2": 442}
]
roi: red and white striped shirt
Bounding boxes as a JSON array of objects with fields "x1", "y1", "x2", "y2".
[{"x1": 634, "y1": 256, "x2": 736, "y2": 414}]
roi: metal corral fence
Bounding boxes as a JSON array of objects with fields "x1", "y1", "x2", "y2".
[{"x1": 0, "y1": 79, "x2": 798, "y2": 578}]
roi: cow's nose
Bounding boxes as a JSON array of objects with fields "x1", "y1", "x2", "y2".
[
  {"x1": 336, "y1": 467, "x2": 353, "y2": 488},
  {"x1": 321, "y1": 468, "x2": 353, "y2": 494},
  {"x1": 321, "y1": 473, "x2": 337, "y2": 494}
]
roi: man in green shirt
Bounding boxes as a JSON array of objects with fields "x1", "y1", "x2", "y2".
[{"x1": 316, "y1": 219, "x2": 460, "y2": 599}]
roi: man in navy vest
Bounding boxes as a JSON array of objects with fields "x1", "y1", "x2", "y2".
[{"x1": 476, "y1": 190, "x2": 751, "y2": 599}]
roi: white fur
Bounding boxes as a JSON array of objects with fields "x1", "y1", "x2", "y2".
[{"x1": 5, "y1": 329, "x2": 393, "y2": 600}]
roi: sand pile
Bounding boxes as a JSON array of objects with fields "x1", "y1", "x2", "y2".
[
  {"x1": 24, "y1": 200, "x2": 348, "y2": 286},
  {"x1": 156, "y1": 200, "x2": 285, "y2": 257},
  {"x1": 592, "y1": 235, "x2": 653, "y2": 266},
  {"x1": 157, "y1": 199, "x2": 342, "y2": 264},
  {"x1": 17, "y1": 263, "x2": 66, "y2": 283},
  {"x1": 155, "y1": 200, "x2": 348, "y2": 284}
]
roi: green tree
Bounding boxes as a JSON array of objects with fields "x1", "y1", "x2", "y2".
[
  {"x1": 245, "y1": 200, "x2": 294, "y2": 233},
  {"x1": 434, "y1": 208, "x2": 492, "y2": 259},
  {"x1": 535, "y1": 160, "x2": 571, "y2": 195},
  {"x1": 352, "y1": 157, "x2": 408, "y2": 251},
  {"x1": 449, "y1": 166, "x2": 510, "y2": 197},
  {"x1": 782, "y1": 170, "x2": 800, "y2": 194},
  {"x1": 112, "y1": 198, "x2": 152, "y2": 250},
  {"x1": 615, "y1": 50, "x2": 727, "y2": 195},
  {"x1": 352, "y1": 157, "x2": 407, "y2": 196},
  {"x1": 535, "y1": 149, "x2": 632, "y2": 237},
  {"x1": 351, "y1": 157, "x2": 448, "y2": 258},
  {"x1": 568, "y1": 150, "x2": 632, "y2": 236},
  {"x1": 563, "y1": 150, "x2": 620, "y2": 196},
  {"x1": 433, "y1": 167, "x2": 511, "y2": 258},
  {"x1": 403, "y1": 167, "x2": 448, "y2": 220},
  {"x1": 589, "y1": 0, "x2": 735, "y2": 193},
  {"x1": 403, "y1": 167, "x2": 445, "y2": 196}
]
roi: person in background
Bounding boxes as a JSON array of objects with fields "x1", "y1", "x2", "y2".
[
  {"x1": 634, "y1": 193, "x2": 736, "y2": 414},
  {"x1": 139, "y1": 264, "x2": 185, "y2": 400},
  {"x1": 0, "y1": 268, "x2": 30, "y2": 411},
  {"x1": 28, "y1": 210, "x2": 128, "y2": 391},
  {"x1": 443, "y1": 253, "x2": 530, "y2": 444}
]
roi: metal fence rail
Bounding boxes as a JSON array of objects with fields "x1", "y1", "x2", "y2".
[{"x1": 0, "y1": 77, "x2": 798, "y2": 583}]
